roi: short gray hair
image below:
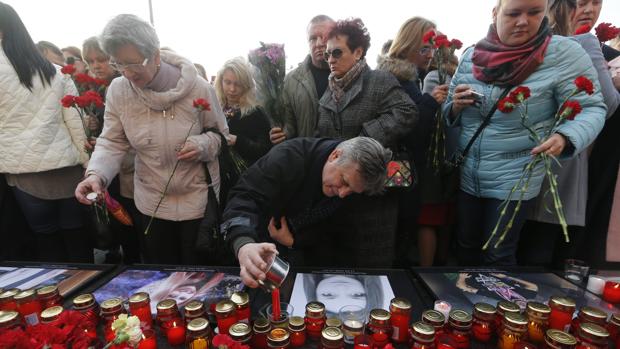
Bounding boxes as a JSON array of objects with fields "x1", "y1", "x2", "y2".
[
  {"x1": 100, "y1": 14, "x2": 159, "y2": 58},
  {"x1": 335, "y1": 137, "x2": 392, "y2": 195}
]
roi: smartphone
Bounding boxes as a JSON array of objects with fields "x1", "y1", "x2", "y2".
[{"x1": 469, "y1": 90, "x2": 484, "y2": 106}]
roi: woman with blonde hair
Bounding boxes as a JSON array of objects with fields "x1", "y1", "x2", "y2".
[
  {"x1": 215, "y1": 57, "x2": 271, "y2": 203},
  {"x1": 376, "y1": 16, "x2": 450, "y2": 267}
]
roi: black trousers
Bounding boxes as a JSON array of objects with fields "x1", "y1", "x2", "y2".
[
  {"x1": 138, "y1": 213, "x2": 204, "y2": 265},
  {"x1": 456, "y1": 190, "x2": 533, "y2": 266},
  {"x1": 517, "y1": 220, "x2": 584, "y2": 269}
]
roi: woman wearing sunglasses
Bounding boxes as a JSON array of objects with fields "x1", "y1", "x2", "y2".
[
  {"x1": 315, "y1": 18, "x2": 418, "y2": 267},
  {"x1": 75, "y1": 14, "x2": 228, "y2": 265}
]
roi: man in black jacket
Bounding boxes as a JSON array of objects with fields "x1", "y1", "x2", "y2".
[{"x1": 221, "y1": 137, "x2": 391, "y2": 287}]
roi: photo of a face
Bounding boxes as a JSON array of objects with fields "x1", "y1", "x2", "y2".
[{"x1": 290, "y1": 273, "x2": 395, "y2": 318}]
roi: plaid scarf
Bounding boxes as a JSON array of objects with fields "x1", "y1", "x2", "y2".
[
  {"x1": 472, "y1": 17, "x2": 552, "y2": 86},
  {"x1": 328, "y1": 58, "x2": 367, "y2": 103}
]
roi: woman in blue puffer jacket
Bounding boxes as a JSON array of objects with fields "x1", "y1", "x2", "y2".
[{"x1": 444, "y1": 0, "x2": 606, "y2": 266}]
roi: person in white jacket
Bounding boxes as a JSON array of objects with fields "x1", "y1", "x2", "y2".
[{"x1": 0, "y1": 2, "x2": 90, "y2": 262}]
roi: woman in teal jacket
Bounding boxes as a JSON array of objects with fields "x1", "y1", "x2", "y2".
[{"x1": 444, "y1": 0, "x2": 606, "y2": 266}]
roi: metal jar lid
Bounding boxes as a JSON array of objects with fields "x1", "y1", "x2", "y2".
[
  {"x1": 449, "y1": 310, "x2": 472, "y2": 329},
  {"x1": 288, "y1": 316, "x2": 306, "y2": 331},
  {"x1": 306, "y1": 301, "x2": 326, "y2": 318},
  {"x1": 503, "y1": 312, "x2": 528, "y2": 331},
  {"x1": 254, "y1": 317, "x2": 271, "y2": 333},
  {"x1": 230, "y1": 322, "x2": 252, "y2": 338},
  {"x1": 129, "y1": 292, "x2": 149, "y2": 304},
  {"x1": 579, "y1": 322, "x2": 609, "y2": 340},
  {"x1": 36, "y1": 285, "x2": 59, "y2": 297},
  {"x1": 498, "y1": 301, "x2": 521, "y2": 314},
  {"x1": 321, "y1": 326, "x2": 344, "y2": 346},
  {"x1": 611, "y1": 313, "x2": 620, "y2": 326},
  {"x1": 41, "y1": 306, "x2": 63, "y2": 320},
  {"x1": 73, "y1": 294, "x2": 95, "y2": 309},
  {"x1": 369, "y1": 309, "x2": 391, "y2": 325},
  {"x1": 13, "y1": 289, "x2": 36, "y2": 301},
  {"x1": 215, "y1": 300, "x2": 235, "y2": 314},
  {"x1": 185, "y1": 300, "x2": 204, "y2": 312},
  {"x1": 422, "y1": 309, "x2": 446, "y2": 326},
  {"x1": 101, "y1": 298, "x2": 123, "y2": 313},
  {"x1": 549, "y1": 296, "x2": 576, "y2": 312},
  {"x1": 545, "y1": 329, "x2": 577, "y2": 348},
  {"x1": 474, "y1": 302, "x2": 496, "y2": 321},
  {"x1": 390, "y1": 297, "x2": 412, "y2": 311},
  {"x1": 0, "y1": 311, "x2": 19, "y2": 324},
  {"x1": 411, "y1": 321, "x2": 436, "y2": 342},
  {"x1": 187, "y1": 317, "x2": 209, "y2": 332},
  {"x1": 326, "y1": 317, "x2": 342, "y2": 328},
  {"x1": 580, "y1": 306, "x2": 607, "y2": 321},
  {"x1": 527, "y1": 302, "x2": 551, "y2": 319},
  {"x1": 267, "y1": 328, "x2": 290, "y2": 345},
  {"x1": 156, "y1": 298, "x2": 178, "y2": 311},
  {"x1": 0, "y1": 289, "x2": 20, "y2": 300},
  {"x1": 230, "y1": 292, "x2": 249, "y2": 307}
]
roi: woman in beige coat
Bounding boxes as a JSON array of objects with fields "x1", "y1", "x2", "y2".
[{"x1": 75, "y1": 14, "x2": 228, "y2": 265}]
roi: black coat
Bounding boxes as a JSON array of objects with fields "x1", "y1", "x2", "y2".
[{"x1": 227, "y1": 107, "x2": 272, "y2": 166}]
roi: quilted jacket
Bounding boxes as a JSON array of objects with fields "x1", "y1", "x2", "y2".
[
  {"x1": 444, "y1": 35, "x2": 606, "y2": 200},
  {"x1": 0, "y1": 44, "x2": 88, "y2": 174}
]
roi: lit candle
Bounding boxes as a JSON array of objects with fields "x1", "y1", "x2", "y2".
[
  {"x1": 138, "y1": 329, "x2": 157, "y2": 349},
  {"x1": 167, "y1": 321, "x2": 186, "y2": 346},
  {"x1": 587, "y1": 276, "x2": 606, "y2": 295},
  {"x1": 434, "y1": 301, "x2": 452, "y2": 323},
  {"x1": 603, "y1": 281, "x2": 620, "y2": 303},
  {"x1": 272, "y1": 288, "x2": 281, "y2": 321}
]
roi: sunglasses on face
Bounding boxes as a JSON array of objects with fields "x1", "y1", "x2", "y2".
[{"x1": 324, "y1": 48, "x2": 344, "y2": 61}]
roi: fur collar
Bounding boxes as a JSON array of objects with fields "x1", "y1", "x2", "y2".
[{"x1": 376, "y1": 54, "x2": 418, "y2": 82}]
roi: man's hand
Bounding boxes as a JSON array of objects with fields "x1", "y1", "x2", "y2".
[
  {"x1": 177, "y1": 141, "x2": 200, "y2": 161},
  {"x1": 237, "y1": 243, "x2": 278, "y2": 288},
  {"x1": 75, "y1": 174, "x2": 104, "y2": 205},
  {"x1": 269, "y1": 127, "x2": 286, "y2": 145},
  {"x1": 268, "y1": 216, "x2": 294, "y2": 247}
]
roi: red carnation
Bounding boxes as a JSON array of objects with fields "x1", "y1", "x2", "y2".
[
  {"x1": 422, "y1": 30, "x2": 436, "y2": 44},
  {"x1": 434, "y1": 35, "x2": 451, "y2": 49},
  {"x1": 574, "y1": 24, "x2": 592, "y2": 35},
  {"x1": 509, "y1": 86, "x2": 531, "y2": 103},
  {"x1": 83, "y1": 90, "x2": 104, "y2": 108},
  {"x1": 74, "y1": 73, "x2": 95, "y2": 86},
  {"x1": 574, "y1": 76, "x2": 594, "y2": 95},
  {"x1": 595, "y1": 22, "x2": 620, "y2": 42},
  {"x1": 61, "y1": 64, "x2": 76, "y2": 75},
  {"x1": 193, "y1": 98, "x2": 211, "y2": 111},
  {"x1": 498, "y1": 97, "x2": 517, "y2": 113},
  {"x1": 213, "y1": 334, "x2": 236, "y2": 347},
  {"x1": 560, "y1": 100, "x2": 582, "y2": 120},
  {"x1": 74, "y1": 95, "x2": 91, "y2": 108},
  {"x1": 450, "y1": 39, "x2": 463, "y2": 49},
  {"x1": 61, "y1": 95, "x2": 76, "y2": 108},
  {"x1": 93, "y1": 78, "x2": 110, "y2": 87}
]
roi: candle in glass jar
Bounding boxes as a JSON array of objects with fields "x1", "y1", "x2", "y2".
[
  {"x1": 423, "y1": 309, "x2": 447, "y2": 339},
  {"x1": 215, "y1": 300, "x2": 237, "y2": 336},
  {"x1": 602, "y1": 282, "x2": 620, "y2": 304},
  {"x1": 545, "y1": 329, "x2": 577, "y2": 349},
  {"x1": 288, "y1": 316, "x2": 306, "y2": 347},
  {"x1": 305, "y1": 301, "x2": 326, "y2": 340},
  {"x1": 40, "y1": 306, "x2": 64, "y2": 326},
  {"x1": 14, "y1": 289, "x2": 42, "y2": 326},
  {"x1": 267, "y1": 327, "x2": 290, "y2": 349},
  {"x1": 229, "y1": 322, "x2": 253, "y2": 346},
  {"x1": 498, "y1": 313, "x2": 528, "y2": 349},
  {"x1": 497, "y1": 301, "x2": 521, "y2": 336},
  {"x1": 156, "y1": 299, "x2": 182, "y2": 335},
  {"x1": 184, "y1": 300, "x2": 206, "y2": 326},
  {"x1": 446, "y1": 310, "x2": 472, "y2": 349},
  {"x1": 137, "y1": 329, "x2": 157, "y2": 349},
  {"x1": 607, "y1": 314, "x2": 619, "y2": 347},
  {"x1": 526, "y1": 302, "x2": 551, "y2": 344},
  {"x1": 549, "y1": 296, "x2": 576, "y2": 331},
  {"x1": 389, "y1": 297, "x2": 412, "y2": 343},
  {"x1": 410, "y1": 321, "x2": 436, "y2": 349},
  {"x1": 231, "y1": 291, "x2": 250, "y2": 323},
  {"x1": 72, "y1": 293, "x2": 100, "y2": 329},
  {"x1": 186, "y1": 318, "x2": 211, "y2": 349},
  {"x1": 435, "y1": 301, "x2": 452, "y2": 322},
  {"x1": 571, "y1": 307, "x2": 607, "y2": 335},
  {"x1": 472, "y1": 302, "x2": 496, "y2": 343},
  {"x1": 0, "y1": 289, "x2": 20, "y2": 312},
  {"x1": 253, "y1": 317, "x2": 272, "y2": 349},
  {"x1": 167, "y1": 321, "x2": 186, "y2": 346},
  {"x1": 36, "y1": 285, "x2": 63, "y2": 309},
  {"x1": 575, "y1": 323, "x2": 609, "y2": 349},
  {"x1": 365, "y1": 309, "x2": 392, "y2": 348},
  {"x1": 0, "y1": 310, "x2": 22, "y2": 331},
  {"x1": 321, "y1": 326, "x2": 345, "y2": 349},
  {"x1": 129, "y1": 292, "x2": 153, "y2": 330},
  {"x1": 101, "y1": 297, "x2": 127, "y2": 342}
]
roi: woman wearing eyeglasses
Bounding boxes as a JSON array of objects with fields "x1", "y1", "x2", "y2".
[
  {"x1": 75, "y1": 14, "x2": 228, "y2": 265},
  {"x1": 377, "y1": 17, "x2": 454, "y2": 268},
  {"x1": 445, "y1": 0, "x2": 605, "y2": 266},
  {"x1": 312, "y1": 18, "x2": 417, "y2": 267}
]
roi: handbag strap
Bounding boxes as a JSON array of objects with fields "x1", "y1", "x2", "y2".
[{"x1": 459, "y1": 86, "x2": 513, "y2": 161}]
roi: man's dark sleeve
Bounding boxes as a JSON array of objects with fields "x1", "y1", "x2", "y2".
[{"x1": 221, "y1": 142, "x2": 306, "y2": 255}]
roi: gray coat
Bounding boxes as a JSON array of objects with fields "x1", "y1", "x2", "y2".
[
  {"x1": 282, "y1": 55, "x2": 321, "y2": 138},
  {"x1": 530, "y1": 34, "x2": 620, "y2": 226},
  {"x1": 317, "y1": 64, "x2": 418, "y2": 146}
]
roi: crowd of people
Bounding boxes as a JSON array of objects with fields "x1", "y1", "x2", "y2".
[{"x1": 0, "y1": 0, "x2": 619, "y2": 285}]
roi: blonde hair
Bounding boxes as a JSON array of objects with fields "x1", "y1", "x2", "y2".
[
  {"x1": 388, "y1": 17, "x2": 436, "y2": 60},
  {"x1": 547, "y1": 0, "x2": 576, "y2": 36},
  {"x1": 214, "y1": 57, "x2": 258, "y2": 116},
  {"x1": 611, "y1": 36, "x2": 620, "y2": 51}
]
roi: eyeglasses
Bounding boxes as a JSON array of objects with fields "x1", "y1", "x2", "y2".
[
  {"x1": 109, "y1": 57, "x2": 149, "y2": 73},
  {"x1": 418, "y1": 47, "x2": 436, "y2": 55},
  {"x1": 324, "y1": 48, "x2": 344, "y2": 61}
]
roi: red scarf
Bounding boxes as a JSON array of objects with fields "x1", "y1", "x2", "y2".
[{"x1": 472, "y1": 17, "x2": 552, "y2": 86}]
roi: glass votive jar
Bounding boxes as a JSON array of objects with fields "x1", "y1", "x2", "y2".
[
  {"x1": 527, "y1": 302, "x2": 551, "y2": 344},
  {"x1": 423, "y1": 310, "x2": 447, "y2": 337},
  {"x1": 446, "y1": 310, "x2": 472, "y2": 349},
  {"x1": 0, "y1": 310, "x2": 22, "y2": 331},
  {"x1": 101, "y1": 297, "x2": 127, "y2": 341},
  {"x1": 129, "y1": 292, "x2": 153, "y2": 330},
  {"x1": 602, "y1": 282, "x2": 620, "y2": 304},
  {"x1": 156, "y1": 298, "x2": 183, "y2": 335},
  {"x1": 576, "y1": 323, "x2": 609, "y2": 349},
  {"x1": 390, "y1": 297, "x2": 413, "y2": 343},
  {"x1": 253, "y1": 317, "x2": 272, "y2": 349},
  {"x1": 472, "y1": 302, "x2": 496, "y2": 343},
  {"x1": 186, "y1": 317, "x2": 211, "y2": 349},
  {"x1": 366, "y1": 309, "x2": 392, "y2": 348},
  {"x1": 0, "y1": 289, "x2": 20, "y2": 312},
  {"x1": 544, "y1": 329, "x2": 577, "y2": 349},
  {"x1": 571, "y1": 307, "x2": 607, "y2": 335},
  {"x1": 72, "y1": 293, "x2": 100, "y2": 328},
  {"x1": 215, "y1": 300, "x2": 237, "y2": 336},
  {"x1": 231, "y1": 291, "x2": 250, "y2": 324},
  {"x1": 14, "y1": 289, "x2": 42, "y2": 326},
  {"x1": 498, "y1": 312, "x2": 529, "y2": 349},
  {"x1": 326, "y1": 317, "x2": 343, "y2": 329},
  {"x1": 267, "y1": 327, "x2": 290, "y2": 349},
  {"x1": 411, "y1": 321, "x2": 436, "y2": 349},
  {"x1": 288, "y1": 316, "x2": 306, "y2": 347},
  {"x1": 36, "y1": 285, "x2": 63, "y2": 309},
  {"x1": 268, "y1": 302, "x2": 293, "y2": 330},
  {"x1": 321, "y1": 326, "x2": 345, "y2": 349},
  {"x1": 305, "y1": 301, "x2": 326, "y2": 339},
  {"x1": 606, "y1": 313, "x2": 619, "y2": 346},
  {"x1": 497, "y1": 301, "x2": 521, "y2": 336},
  {"x1": 184, "y1": 300, "x2": 206, "y2": 326},
  {"x1": 230, "y1": 322, "x2": 253, "y2": 345},
  {"x1": 339, "y1": 305, "x2": 365, "y2": 345},
  {"x1": 40, "y1": 305, "x2": 63, "y2": 326},
  {"x1": 549, "y1": 296, "x2": 576, "y2": 332}
]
